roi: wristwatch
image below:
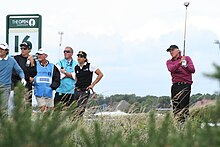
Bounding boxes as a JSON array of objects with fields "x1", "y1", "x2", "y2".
[{"x1": 64, "y1": 71, "x2": 67, "y2": 74}]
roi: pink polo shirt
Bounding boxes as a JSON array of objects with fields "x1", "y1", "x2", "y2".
[{"x1": 166, "y1": 56, "x2": 195, "y2": 84}]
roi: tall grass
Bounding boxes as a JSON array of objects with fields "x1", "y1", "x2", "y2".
[{"x1": 0, "y1": 83, "x2": 220, "y2": 147}]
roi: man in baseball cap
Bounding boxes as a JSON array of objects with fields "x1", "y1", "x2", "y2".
[
  {"x1": 166, "y1": 45, "x2": 179, "y2": 52},
  {"x1": 0, "y1": 43, "x2": 8, "y2": 49},
  {"x1": 12, "y1": 41, "x2": 36, "y2": 106},
  {"x1": 34, "y1": 47, "x2": 60, "y2": 112},
  {"x1": 36, "y1": 48, "x2": 47, "y2": 55},
  {"x1": 0, "y1": 43, "x2": 9, "y2": 55},
  {"x1": 20, "y1": 41, "x2": 32, "y2": 49},
  {"x1": 0, "y1": 42, "x2": 25, "y2": 114}
]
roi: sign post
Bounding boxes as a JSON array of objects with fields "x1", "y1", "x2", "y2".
[{"x1": 6, "y1": 14, "x2": 42, "y2": 56}]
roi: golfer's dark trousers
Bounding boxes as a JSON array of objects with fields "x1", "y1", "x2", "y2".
[
  {"x1": 171, "y1": 82, "x2": 191, "y2": 123},
  {"x1": 54, "y1": 92, "x2": 74, "y2": 107},
  {"x1": 73, "y1": 88, "x2": 90, "y2": 117}
]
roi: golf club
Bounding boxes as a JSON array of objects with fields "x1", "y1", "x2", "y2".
[
  {"x1": 58, "y1": 31, "x2": 64, "y2": 60},
  {"x1": 58, "y1": 31, "x2": 64, "y2": 69},
  {"x1": 214, "y1": 40, "x2": 220, "y2": 50},
  {"x1": 182, "y1": 2, "x2": 190, "y2": 66}
]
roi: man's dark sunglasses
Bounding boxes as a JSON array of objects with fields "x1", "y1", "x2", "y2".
[
  {"x1": 64, "y1": 50, "x2": 72, "y2": 53},
  {"x1": 77, "y1": 55, "x2": 85, "y2": 58},
  {"x1": 21, "y1": 47, "x2": 28, "y2": 50}
]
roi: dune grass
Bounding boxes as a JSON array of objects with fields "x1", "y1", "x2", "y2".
[{"x1": 0, "y1": 84, "x2": 220, "y2": 147}]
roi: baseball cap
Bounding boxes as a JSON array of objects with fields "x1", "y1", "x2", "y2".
[
  {"x1": 20, "y1": 41, "x2": 32, "y2": 49},
  {"x1": 77, "y1": 51, "x2": 87, "y2": 58},
  {"x1": 0, "y1": 43, "x2": 9, "y2": 50},
  {"x1": 36, "y1": 48, "x2": 47, "y2": 55},
  {"x1": 166, "y1": 45, "x2": 179, "y2": 52}
]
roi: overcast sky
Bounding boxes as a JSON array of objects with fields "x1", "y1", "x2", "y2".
[{"x1": 1, "y1": 0, "x2": 220, "y2": 96}]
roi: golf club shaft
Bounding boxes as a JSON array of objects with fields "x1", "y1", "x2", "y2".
[{"x1": 183, "y1": 6, "x2": 188, "y2": 56}]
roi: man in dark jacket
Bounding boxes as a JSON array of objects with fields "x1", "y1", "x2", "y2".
[{"x1": 12, "y1": 41, "x2": 37, "y2": 106}]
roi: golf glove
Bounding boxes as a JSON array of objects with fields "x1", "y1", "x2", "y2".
[
  {"x1": 21, "y1": 78, "x2": 27, "y2": 86},
  {"x1": 181, "y1": 60, "x2": 187, "y2": 67}
]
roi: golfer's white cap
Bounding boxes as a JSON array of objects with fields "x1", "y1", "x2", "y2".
[
  {"x1": 0, "y1": 43, "x2": 9, "y2": 50},
  {"x1": 37, "y1": 48, "x2": 47, "y2": 55}
]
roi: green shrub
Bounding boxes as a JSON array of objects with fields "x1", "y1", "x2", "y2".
[{"x1": 0, "y1": 83, "x2": 77, "y2": 147}]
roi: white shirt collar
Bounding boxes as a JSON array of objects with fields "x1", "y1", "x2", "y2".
[
  {"x1": 66, "y1": 58, "x2": 72, "y2": 64},
  {"x1": 78, "y1": 62, "x2": 87, "y2": 69},
  {"x1": 78, "y1": 62, "x2": 87, "y2": 66},
  {"x1": 40, "y1": 60, "x2": 49, "y2": 67},
  {"x1": 0, "y1": 55, "x2": 9, "y2": 60}
]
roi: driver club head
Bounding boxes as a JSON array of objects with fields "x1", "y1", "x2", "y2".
[
  {"x1": 214, "y1": 40, "x2": 220, "y2": 44},
  {"x1": 184, "y1": 2, "x2": 190, "y2": 7}
]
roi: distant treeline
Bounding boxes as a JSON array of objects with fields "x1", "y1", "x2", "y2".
[{"x1": 90, "y1": 93, "x2": 220, "y2": 112}]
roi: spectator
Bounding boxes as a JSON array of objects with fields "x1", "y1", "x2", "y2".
[
  {"x1": 0, "y1": 43, "x2": 25, "y2": 114},
  {"x1": 12, "y1": 41, "x2": 37, "y2": 106},
  {"x1": 54, "y1": 46, "x2": 77, "y2": 109},
  {"x1": 73, "y1": 51, "x2": 103, "y2": 117},
  {"x1": 34, "y1": 48, "x2": 60, "y2": 112}
]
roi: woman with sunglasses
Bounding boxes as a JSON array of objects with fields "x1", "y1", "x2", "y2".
[{"x1": 73, "y1": 51, "x2": 103, "y2": 117}]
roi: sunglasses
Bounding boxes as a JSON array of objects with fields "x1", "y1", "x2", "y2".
[
  {"x1": 64, "y1": 50, "x2": 72, "y2": 53},
  {"x1": 77, "y1": 55, "x2": 85, "y2": 58},
  {"x1": 21, "y1": 47, "x2": 28, "y2": 50}
]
